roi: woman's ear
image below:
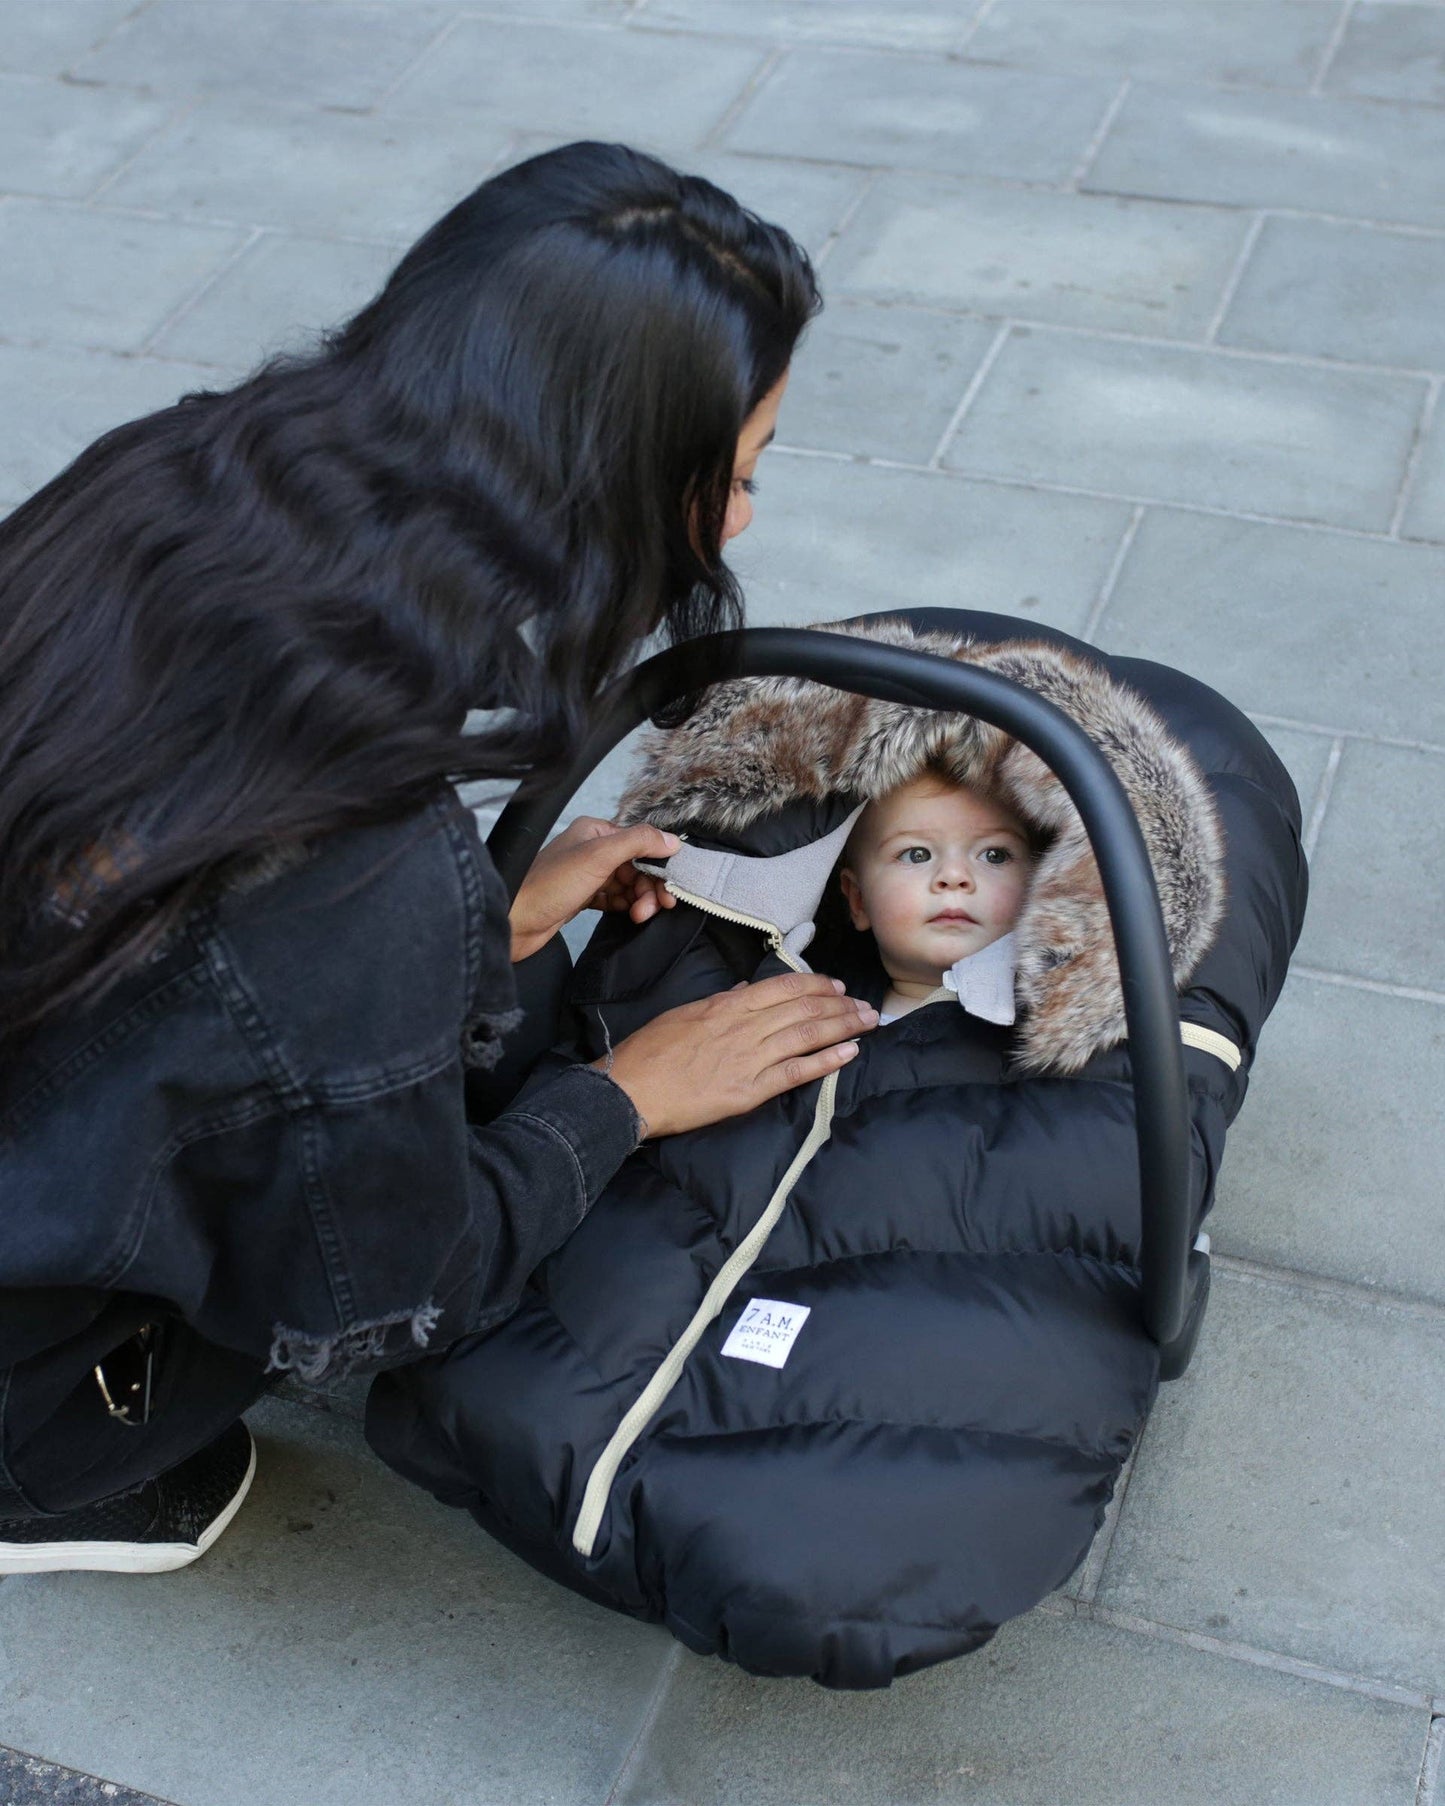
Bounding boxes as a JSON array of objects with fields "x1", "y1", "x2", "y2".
[{"x1": 838, "y1": 867, "x2": 870, "y2": 932}]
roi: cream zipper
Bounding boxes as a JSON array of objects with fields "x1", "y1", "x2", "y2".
[
  {"x1": 571, "y1": 1068, "x2": 840, "y2": 1558},
  {"x1": 661, "y1": 879, "x2": 808, "y2": 973}
]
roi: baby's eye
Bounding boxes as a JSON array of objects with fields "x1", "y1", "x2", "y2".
[
  {"x1": 980, "y1": 845, "x2": 1014, "y2": 866},
  {"x1": 732, "y1": 476, "x2": 758, "y2": 496},
  {"x1": 898, "y1": 846, "x2": 931, "y2": 865}
]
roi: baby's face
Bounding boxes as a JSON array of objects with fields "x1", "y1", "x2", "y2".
[{"x1": 839, "y1": 777, "x2": 1032, "y2": 989}]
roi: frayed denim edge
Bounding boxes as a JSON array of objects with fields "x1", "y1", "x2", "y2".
[{"x1": 266, "y1": 1301, "x2": 443, "y2": 1382}]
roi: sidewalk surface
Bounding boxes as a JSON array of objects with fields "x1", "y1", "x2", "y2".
[{"x1": 2, "y1": 1, "x2": 1444, "y2": 1802}]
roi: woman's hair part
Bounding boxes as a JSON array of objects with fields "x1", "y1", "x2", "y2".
[{"x1": 0, "y1": 140, "x2": 820, "y2": 1046}]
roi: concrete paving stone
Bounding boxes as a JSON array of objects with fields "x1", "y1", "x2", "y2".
[
  {"x1": 101, "y1": 101, "x2": 515, "y2": 241},
  {"x1": 150, "y1": 231, "x2": 401, "y2": 371},
  {"x1": 0, "y1": 73, "x2": 173, "y2": 203},
  {"x1": 778, "y1": 299, "x2": 997, "y2": 463},
  {"x1": 612, "y1": 1608, "x2": 1429, "y2": 1806},
  {"x1": 1253, "y1": 723, "x2": 1335, "y2": 823},
  {"x1": 1218, "y1": 215, "x2": 1445, "y2": 372},
  {"x1": 0, "y1": 1748, "x2": 171, "y2": 1806},
  {"x1": 638, "y1": 0, "x2": 987, "y2": 53},
  {"x1": 1325, "y1": 0, "x2": 1445, "y2": 105},
  {"x1": 826, "y1": 171, "x2": 1251, "y2": 340},
  {"x1": 383, "y1": 18, "x2": 765, "y2": 149},
  {"x1": 724, "y1": 48, "x2": 1119, "y2": 183},
  {"x1": 942, "y1": 327, "x2": 1427, "y2": 531},
  {"x1": 965, "y1": 0, "x2": 1341, "y2": 90},
  {"x1": 1096, "y1": 508, "x2": 1445, "y2": 742},
  {"x1": 384, "y1": 0, "x2": 628, "y2": 13},
  {"x1": 0, "y1": 1397, "x2": 673, "y2": 1806},
  {"x1": 1401, "y1": 405, "x2": 1445, "y2": 541},
  {"x1": 1084, "y1": 80, "x2": 1445, "y2": 231},
  {"x1": 72, "y1": 0, "x2": 451, "y2": 110},
  {"x1": 0, "y1": 342, "x2": 222, "y2": 506},
  {"x1": 1294, "y1": 740, "x2": 1445, "y2": 990},
  {"x1": 728, "y1": 451, "x2": 1135, "y2": 635},
  {"x1": 1209, "y1": 975, "x2": 1445, "y2": 1303},
  {"x1": 0, "y1": 0, "x2": 139, "y2": 77},
  {"x1": 274, "y1": 1371, "x2": 371, "y2": 1421},
  {"x1": 1096, "y1": 1268, "x2": 1445, "y2": 1696},
  {"x1": 0, "y1": 200, "x2": 247, "y2": 355}
]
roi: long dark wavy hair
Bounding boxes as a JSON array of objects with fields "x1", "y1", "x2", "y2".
[{"x1": 0, "y1": 141, "x2": 820, "y2": 1048}]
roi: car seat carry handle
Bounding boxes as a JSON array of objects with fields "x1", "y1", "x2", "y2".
[{"x1": 488, "y1": 628, "x2": 1205, "y2": 1373}]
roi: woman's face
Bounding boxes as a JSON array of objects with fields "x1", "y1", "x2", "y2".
[{"x1": 721, "y1": 369, "x2": 788, "y2": 546}]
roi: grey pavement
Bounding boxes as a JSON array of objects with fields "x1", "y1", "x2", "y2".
[{"x1": 1, "y1": 2, "x2": 1442, "y2": 1803}]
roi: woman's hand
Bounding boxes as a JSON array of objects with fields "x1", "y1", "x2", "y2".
[
  {"x1": 597, "y1": 972, "x2": 879, "y2": 1140},
  {"x1": 510, "y1": 816, "x2": 682, "y2": 963}
]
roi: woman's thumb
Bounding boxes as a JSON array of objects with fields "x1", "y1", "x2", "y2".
[{"x1": 611, "y1": 821, "x2": 681, "y2": 860}]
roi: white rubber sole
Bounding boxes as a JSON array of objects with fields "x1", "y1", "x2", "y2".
[{"x1": 0, "y1": 1434, "x2": 256, "y2": 1576}]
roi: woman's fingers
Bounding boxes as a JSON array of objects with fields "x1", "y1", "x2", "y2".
[
  {"x1": 721, "y1": 972, "x2": 875, "y2": 1056},
  {"x1": 751, "y1": 1038, "x2": 862, "y2": 1102},
  {"x1": 509, "y1": 817, "x2": 681, "y2": 960},
  {"x1": 729, "y1": 970, "x2": 847, "y2": 1011},
  {"x1": 756, "y1": 993, "x2": 878, "y2": 1062},
  {"x1": 598, "y1": 968, "x2": 876, "y2": 1138}
]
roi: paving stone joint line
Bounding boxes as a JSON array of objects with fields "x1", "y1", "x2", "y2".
[
  {"x1": 600, "y1": 1642, "x2": 684, "y2": 1806},
  {"x1": 1301, "y1": 737, "x2": 1345, "y2": 862},
  {"x1": 136, "y1": 224, "x2": 266, "y2": 358},
  {"x1": 1417, "y1": 1713, "x2": 1445, "y2": 1806},
  {"x1": 1081, "y1": 1602, "x2": 1438, "y2": 1712},
  {"x1": 1247, "y1": 715, "x2": 1445, "y2": 759},
  {"x1": 369, "y1": 12, "x2": 468, "y2": 116},
  {"x1": 1079, "y1": 503, "x2": 1145, "y2": 646},
  {"x1": 1203, "y1": 211, "x2": 1269, "y2": 345},
  {"x1": 1311, "y1": 0, "x2": 1363, "y2": 95},
  {"x1": 1211, "y1": 1252, "x2": 1445, "y2": 1325},
  {"x1": 1288, "y1": 965, "x2": 1445, "y2": 1008},
  {"x1": 769, "y1": 443, "x2": 1445, "y2": 554},
  {"x1": 1391, "y1": 377, "x2": 1443, "y2": 536},
  {"x1": 927, "y1": 320, "x2": 1010, "y2": 468}
]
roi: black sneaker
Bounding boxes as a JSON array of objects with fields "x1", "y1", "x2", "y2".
[{"x1": 0, "y1": 1421, "x2": 256, "y2": 1575}]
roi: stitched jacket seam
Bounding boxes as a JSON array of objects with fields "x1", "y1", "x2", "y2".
[
  {"x1": 198, "y1": 918, "x2": 310, "y2": 1110},
  {"x1": 311, "y1": 1042, "x2": 457, "y2": 1106},
  {"x1": 0, "y1": 965, "x2": 210, "y2": 1135},
  {"x1": 434, "y1": 790, "x2": 487, "y2": 1019}
]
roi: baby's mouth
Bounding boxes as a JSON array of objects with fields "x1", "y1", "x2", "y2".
[{"x1": 929, "y1": 911, "x2": 978, "y2": 926}]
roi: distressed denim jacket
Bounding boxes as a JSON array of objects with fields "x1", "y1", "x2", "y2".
[{"x1": 0, "y1": 786, "x2": 642, "y2": 1510}]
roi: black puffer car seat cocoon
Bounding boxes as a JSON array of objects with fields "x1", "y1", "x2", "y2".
[{"x1": 368, "y1": 609, "x2": 1307, "y2": 1690}]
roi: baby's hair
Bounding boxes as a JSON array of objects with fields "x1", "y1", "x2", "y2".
[{"x1": 843, "y1": 761, "x2": 1044, "y2": 867}]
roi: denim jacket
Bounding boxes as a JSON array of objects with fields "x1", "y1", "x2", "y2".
[{"x1": 0, "y1": 786, "x2": 642, "y2": 1507}]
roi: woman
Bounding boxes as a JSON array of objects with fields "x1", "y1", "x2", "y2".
[{"x1": 0, "y1": 143, "x2": 877, "y2": 1574}]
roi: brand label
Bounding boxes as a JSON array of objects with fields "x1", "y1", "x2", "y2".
[{"x1": 720, "y1": 1299, "x2": 811, "y2": 1369}]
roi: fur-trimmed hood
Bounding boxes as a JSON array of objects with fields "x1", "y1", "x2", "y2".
[{"x1": 618, "y1": 617, "x2": 1227, "y2": 1074}]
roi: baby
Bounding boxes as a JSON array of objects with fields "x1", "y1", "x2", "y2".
[{"x1": 838, "y1": 768, "x2": 1034, "y2": 1025}]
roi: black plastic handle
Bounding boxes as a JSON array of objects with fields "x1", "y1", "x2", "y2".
[{"x1": 488, "y1": 629, "x2": 1203, "y2": 1359}]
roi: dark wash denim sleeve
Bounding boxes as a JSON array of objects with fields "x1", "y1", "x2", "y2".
[
  {"x1": 181, "y1": 790, "x2": 644, "y2": 1380},
  {"x1": 257, "y1": 1059, "x2": 644, "y2": 1381}
]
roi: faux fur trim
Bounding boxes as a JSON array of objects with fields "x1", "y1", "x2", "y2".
[{"x1": 617, "y1": 618, "x2": 1227, "y2": 1074}]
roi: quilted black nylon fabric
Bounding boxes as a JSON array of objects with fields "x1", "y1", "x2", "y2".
[{"x1": 366, "y1": 610, "x2": 1307, "y2": 1689}]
